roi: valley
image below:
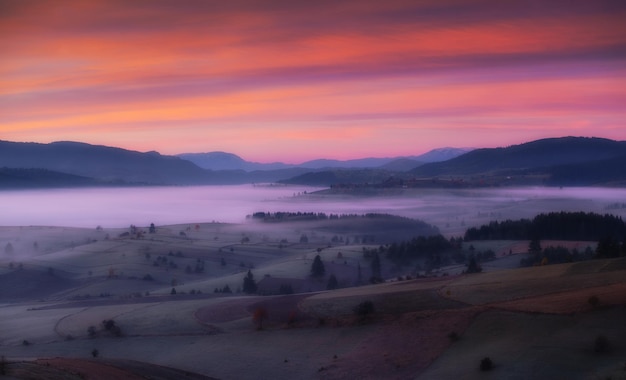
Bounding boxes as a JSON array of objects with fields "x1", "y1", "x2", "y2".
[{"x1": 1, "y1": 188, "x2": 625, "y2": 379}]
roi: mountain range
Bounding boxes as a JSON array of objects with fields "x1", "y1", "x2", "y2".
[
  {"x1": 177, "y1": 147, "x2": 470, "y2": 171},
  {"x1": 1, "y1": 137, "x2": 625, "y2": 188}
]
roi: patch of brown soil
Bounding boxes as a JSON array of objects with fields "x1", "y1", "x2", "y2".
[
  {"x1": 7, "y1": 358, "x2": 215, "y2": 380},
  {"x1": 195, "y1": 294, "x2": 316, "y2": 327},
  {"x1": 317, "y1": 306, "x2": 484, "y2": 380},
  {"x1": 248, "y1": 294, "x2": 315, "y2": 324},
  {"x1": 493, "y1": 282, "x2": 626, "y2": 314}
]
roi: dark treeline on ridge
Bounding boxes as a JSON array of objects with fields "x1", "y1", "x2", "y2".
[
  {"x1": 464, "y1": 211, "x2": 626, "y2": 242},
  {"x1": 249, "y1": 211, "x2": 418, "y2": 221}
]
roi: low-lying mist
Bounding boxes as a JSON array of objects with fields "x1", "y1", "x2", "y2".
[{"x1": 1, "y1": 185, "x2": 625, "y2": 236}]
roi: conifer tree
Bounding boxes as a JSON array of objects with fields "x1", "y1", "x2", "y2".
[
  {"x1": 311, "y1": 255, "x2": 326, "y2": 277},
  {"x1": 243, "y1": 270, "x2": 257, "y2": 294}
]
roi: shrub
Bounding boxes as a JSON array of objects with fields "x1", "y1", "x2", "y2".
[
  {"x1": 353, "y1": 300, "x2": 375, "y2": 321},
  {"x1": 448, "y1": 331, "x2": 459, "y2": 342},
  {"x1": 102, "y1": 320, "x2": 122, "y2": 337},
  {"x1": 594, "y1": 335, "x2": 610, "y2": 353},
  {"x1": 0, "y1": 355, "x2": 7, "y2": 376},
  {"x1": 91, "y1": 349, "x2": 99, "y2": 358},
  {"x1": 287, "y1": 310, "x2": 297, "y2": 326},
  {"x1": 253, "y1": 307, "x2": 268, "y2": 330},
  {"x1": 588, "y1": 295, "x2": 600, "y2": 308},
  {"x1": 480, "y1": 357, "x2": 493, "y2": 371}
]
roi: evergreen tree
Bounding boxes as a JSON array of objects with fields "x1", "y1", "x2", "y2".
[
  {"x1": 596, "y1": 236, "x2": 620, "y2": 258},
  {"x1": 466, "y1": 255, "x2": 482, "y2": 273},
  {"x1": 370, "y1": 252, "x2": 382, "y2": 281},
  {"x1": 327, "y1": 274, "x2": 338, "y2": 290},
  {"x1": 311, "y1": 255, "x2": 326, "y2": 277},
  {"x1": 528, "y1": 238, "x2": 542, "y2": 253},
  {"x1": 242, "y1": 270, "x2": 257, "y2": 294}
]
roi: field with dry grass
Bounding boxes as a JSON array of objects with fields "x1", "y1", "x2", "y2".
[{"x1": 1, "y1": 218, "x2": 625, "y2": 379}]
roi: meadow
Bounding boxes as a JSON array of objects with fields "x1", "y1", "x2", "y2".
[{"x1": 1, "y1": 186, "x2": 625, "y2": 379}]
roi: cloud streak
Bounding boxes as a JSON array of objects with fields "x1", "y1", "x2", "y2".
[{"x1": 1, "y1": 0, "x2": 625, "y2": 161}]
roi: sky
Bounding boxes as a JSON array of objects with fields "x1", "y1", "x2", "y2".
[{"x1": 1, "y1": 0, "x2": 625, "y2": 163}]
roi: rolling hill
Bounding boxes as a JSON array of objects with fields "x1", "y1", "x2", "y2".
[
  {"x1": 0, "y1": 140, "x2": 212, "y2": 185},
  {"x1": 410, "y1": 137, "x2": 626, "y2": 179},
  {"x1": 178, "y1": 147, "x2": 472, "y2": 171}
]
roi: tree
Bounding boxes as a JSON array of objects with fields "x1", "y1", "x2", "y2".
[
  {"x1": 300, "y1": 234, "x2": 309, "y2": 243},
  {"x1": 480, "y1": 357, "x2": 493, "y2": 371},
  {"x1": 466, "y1": 255, "x2": 482, "y2": 273},
  {"x1": 243, "y1": 270, "x2": 257, "y2": 294},
  {"x1": 311, "y1": 255, "x2": 326, "y2": 277},
  {"x1": 87, "y1": 326, "x2": 97, "y2": 338},
  {"x1": 353, "y1": 300, "x2": 375, "y2": 321},
  {"x1": 528, "y1": 238, "x2": 542, "y2": 253},
  {"x1": 4, "y1": 243, "x2": 14, "y2": 255},
  {"x1": 149, "y1": 223, "x2": 156, "y2": 233},
  {"x1": 326, "y1": 274, "x2": 338, "y2": 290},
  {"x1": 594, "y1": 334, "x2": 610, "y2": 353},
  {"x1": 596, "y1": 236, "x2": 620, "y2": 258},
  {"x1": 370, "y1": 252, "x2": 381, "y2": 282}
]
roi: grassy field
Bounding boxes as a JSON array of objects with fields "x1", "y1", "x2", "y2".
[{"x1": 1, "y1": 221, "x2": 625, "y2": 379}]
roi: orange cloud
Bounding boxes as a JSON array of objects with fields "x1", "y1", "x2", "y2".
[{"x1": 1, "y1": 0, "x2": 625, "y2": 161}]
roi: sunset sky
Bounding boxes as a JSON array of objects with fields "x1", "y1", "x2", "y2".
[{"x1": 1, "y1": 0, "x2": 625, "y2": 163}]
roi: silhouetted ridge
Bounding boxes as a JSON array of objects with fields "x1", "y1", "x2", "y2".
[
  {"x1": 0, "y1": 140, "x2": 212, "y2": 185},
  {"x1": 411, "y1": 137, "x2": 626, "y2": 177}
]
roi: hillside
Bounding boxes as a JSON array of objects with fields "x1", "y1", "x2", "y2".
[
  {"x1": 545, "y1": 154, "x2": 626, "y2": 186},
  {"x1": 410, "y1": 137, "x2": 626, "y2": 178},
  {"x1": 0, "y1": 168, "x2": 99, "y2": 189},
  {"x1": 280, "y1": 168, "x2": 395, "y2": 186},
  {"x1": 179, "y1": 147, "x2": 472, "y2": 171},
  {"x1": 0, "y1": 221, "x2": 624, "y2": 379},
  {"x1": 0, "y1": 141, "x2": 212, "y2": 185}
]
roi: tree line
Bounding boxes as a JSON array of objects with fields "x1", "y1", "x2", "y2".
[
  {"x1": 464, "y1": 211, "x2": 626, "y2": 242},
  {"x1": 250, "y1": 211, "x2": 425, "y2": 223}
]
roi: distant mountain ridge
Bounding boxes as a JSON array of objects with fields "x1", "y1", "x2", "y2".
[
  {"x1": 178, "y1": 147, "x2": 473, "y2": 171},
  {"x1": 410, "y1": 137, "x2": 626, "y2": 177},
  {"x1": 0, "y1": 140, "x2": 211, "y2": 185},
  {"x1": 2, "y1": 137, "x2": 625, "y2": 188}
]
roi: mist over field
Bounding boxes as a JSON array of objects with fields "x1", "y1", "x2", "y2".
[
  {"x1": 1, "y1": 185, "x2": 626, "y2": 379},
  {"x1": 1, "y1": 185, "x2": 625, "y2": 233}
]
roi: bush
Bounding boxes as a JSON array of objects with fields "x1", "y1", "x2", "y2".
[
  {"x1": 353, "y1": 300, "x2": 375, "y2": 321},
  {"x1": 588, "y1": 295, "x2": 600, "y2": 308},
  {"x1": 102, "y1": 319, "x2": 122, "y2": 337},
  {"x1": 0, "y1": 355, "x2": 7, "y2": 376},
  {"x1": 253, "y1": 307, "x2": 268, "y2": 330},
  {"x1": 594, "y1": 335, "x2": 611, "y2": 353},
  {"x1": 480, "y1": 357, "x2": 493, "y2": 371}
]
